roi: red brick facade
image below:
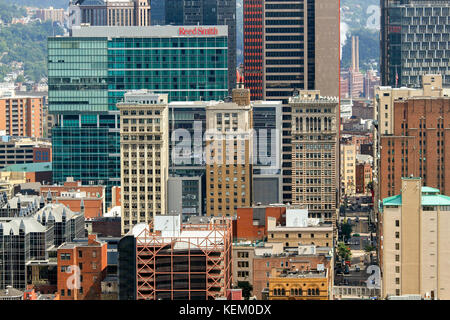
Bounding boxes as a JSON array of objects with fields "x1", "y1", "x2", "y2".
[
  {"x1": 235, "y1": 206, "x2": 286, "y2": 241},
  {"x1": 57, "y1": 235, "x2": 108, "y2": 300},
  {"x1": 380, "y1": 98, "x2": 450, "y2": 199}
]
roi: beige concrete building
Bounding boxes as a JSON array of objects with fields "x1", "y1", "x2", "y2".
[
  {"x1": 266, "y1": 207, "x2": 333, "y2": 248},
  {"x1": 117, "y1": 90, "x2": 169, "y2": 234},
  {"x1": 205, "y1": 101, "x2": 253, "y2": 217},
  {"x1": 382, "y1": 177, "x2": 450, "y2": 299},
  {"x1": 289, "y1": 90, "x2": 339, "y2": 225},
  {"x1": 341, "y1": 143, "x2": 356, "y2": 196},
  {"x1": 232, "y1": 242, "x2": 256, "y2": 287}
]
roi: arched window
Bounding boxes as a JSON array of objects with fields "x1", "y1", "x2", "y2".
[
  {"x1": 307, "y1": 288, "x2": 311, "y2": 296},
  {"x1": 316, "y1": 288, "x2": 320, "y2": 295}
]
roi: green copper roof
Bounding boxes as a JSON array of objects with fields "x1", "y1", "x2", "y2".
[
  {"x1": 1, "y1": 162, "x2": 52, "y2": 172},
  {"x1": 383, "y1": 195, "x2": 402, "y2": 206},
  {"x1": 421, "y1": 186, "x2": 440, "y2": 194},
  {"x1": 382, "y1": 187, "x2": 450, "y2": 208}
]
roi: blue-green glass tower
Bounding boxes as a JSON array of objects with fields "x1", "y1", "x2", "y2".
[{"x1": 48, "y1": 26, "x2": 229, "y2": 204}]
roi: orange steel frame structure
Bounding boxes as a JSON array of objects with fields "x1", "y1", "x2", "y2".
[{"x1": 135, "y1": 218, "x2": 233, "y2": 300}]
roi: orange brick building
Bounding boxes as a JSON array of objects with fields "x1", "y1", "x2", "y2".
[
  {"x1": 380, "y1": 97, "x2": 450, "y2": 199},
  {"x1": 235, "y1": 205, "x2": 286, "y2": 241},
  {"x1": 57, "y1": 234, "x2": 108, "y2": 300},
  {"x1": 40, "y1": 178, "x2": 105, "y2": 219},
  {"x1": 0, "y1": 96, "x2": 44, "y2": 137}
]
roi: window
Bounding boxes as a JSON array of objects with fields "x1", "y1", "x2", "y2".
[
  {"x1": 67, "y1": 289, "x2": 72, "y2": 296},
  {"x1": 78, "y1": 250, "x2": 83, "y2": 258},
  {"x1": 285, "y1": 233, "x2": 289, "y2": 238},
  {"x1": 61, "y1": 289, "x2": 65, "y2": 296},
  {"x1": 395, "y1": 232, "x2": 400, "y2": 239},
  {"x1": 395, "y1": 220, "x2": 400, "y2": 227},
  {"x1": 92, "y1": 250, "x2": 97, "y2": 258}
]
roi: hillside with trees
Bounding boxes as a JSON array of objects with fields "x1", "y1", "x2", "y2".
[{"x1": 0, "y1": 19, "x2": 64, "y2": 82}]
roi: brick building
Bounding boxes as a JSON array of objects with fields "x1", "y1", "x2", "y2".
[
  {"x1": 57, "y1": 234, "x2": 108, "y2": 300},
  {"x1": 235, "y1": 205, "x2": 286, "y2": 241},
  {"x1": 0, "y1": 96, "x2": 44, "y2": 138},
  {"x1": 40, "y1": 178, "x2": 106, "y2": 219},
  {"x1": 380, "y1": 97, "x2": 450, "y2": 199}
]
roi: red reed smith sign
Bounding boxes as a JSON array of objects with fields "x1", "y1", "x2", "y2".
[{"x1": 178, "y1": 27, "x2": 219, "y2": 36}]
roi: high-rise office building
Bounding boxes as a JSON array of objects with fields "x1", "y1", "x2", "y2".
[
  {"x1": 48, "y1": 25, "x2": 228, "y2": 205},
  {"x1": 379, "y1": 96, "x2": 450, "y2": 200},
  {"x1": 244, "y1": 0, "x2": 339, "y2": 102},
  {"x1": 0, "y1": 96, "x2": 44, "y2": 138},
  {"x1": 243, "y1": 0, "x2": 264, "y2": 100},
  {"x1": 117, "y1": 91, "x2": 169, "y2": 235},
  {"x1": 374, "y1": 74, "x2": 450, "y2": 269},
  {"x1": 289, "y1": 90, "x2": 339, "y2": 225},
  {"x1": 381, "y1": 0, "x2": 450, "y2": 88},
  {"x1": 163, "y1": 0, "x2": 237, "y2": 93},
  {"x1": 205, "y1": 101, "x2": 253, "y2": 217},
  {"x1": 374, "y1": 75, "x2": 450, "y2": 200},
  {"x1": 70, "y1": 0, "x2": 151, "y2": 26},
  {"x1": 381, "y1": 177, "x2": 450, "y2": 299}
]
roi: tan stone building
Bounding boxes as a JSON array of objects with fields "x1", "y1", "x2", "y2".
[
  {"x1": 267, "y1": 217, "x2": 333, "y2": 248},
  {"x1": 117, "y1": 90, "x2": 169, "y2": 234},
  {"x1": 289, "y1": 90, "x2": 339, "y2": 225},
  {"x1": 205, "y1": 102, "x2": 253, "y2": 217},
  {"x1": 382, "y1": 177, "x2": 450, "y2": 299},
  {"x1": 232, "y1": 242, "x2": 256, "y2": 287},
  {"x1": 341, "y1": 143, "x2": 356, "y2": 196},
  {"x1": 266, "y1": 207, "x2": 333, "y2": 248}
]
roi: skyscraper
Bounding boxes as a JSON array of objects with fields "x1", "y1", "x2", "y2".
[
  {"x1": 289, "y1": 90, "x2": 339, "y2": 225},
  {"x1": 69, "y1": 0, "x2": 151, "y2": 26},
  {"x1": 48, "y1": 26, "x2": 228, "y2": 205},
  {"x1": 244, "y1": 0, "x2": 340, "y2": 102},
  {"x1": 381, "y1": 0, "x2": 450, "y2": 88},
  {"x1": 243, "y1": 0, "x2": 264, "y2": 100},
  {"x1": 117, "y1": 91, "x2": 169, "y2": 235},
  {"x1": 205, "y1": 101, "x2": 253, "y2": 217},
  {"x1": 163, "y1": 0, "x2": 237, "y2": 93}
]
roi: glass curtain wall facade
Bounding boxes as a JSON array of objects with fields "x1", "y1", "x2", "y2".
[
  {"x1": 381, "y1": 0, "x2": 450, "y2": 87},
  {"x1": 48, "y1": 27, "x2": 228, "y2": 204}
]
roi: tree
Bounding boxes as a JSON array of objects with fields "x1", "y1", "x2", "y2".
[
  {"x1": 237, "y1": 281, "x2": 253, "y2": 300},
  {"x1": 15, "y1": 74, "x2": 25, "y2": 83},
  {"x1": 364, "y1": 244, "x2": 375, "y2": 253},
  {"x1": 337, "y1": 242, "x2": 352, "y2": 262},
  {"x1": 341, "y1": 221, "x2": 353, "y2": 241}
]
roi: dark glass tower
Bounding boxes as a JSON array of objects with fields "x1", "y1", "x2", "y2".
[
  {"x1": 381, "y1": 0, "x2": 450, "y2": 88},
  {"x1": 164, "y1": 0, "x2": 237, "y2": 93}
]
